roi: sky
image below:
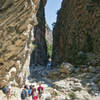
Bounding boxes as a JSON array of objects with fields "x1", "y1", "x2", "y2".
[{"x1": 45, "y1": 0, "x2": 62, "y2": 30}]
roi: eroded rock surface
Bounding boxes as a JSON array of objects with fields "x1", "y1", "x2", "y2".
[
  {"x1": 0, "y1": 0, "x2": 47, "y2": 88},
  {"x1": 30, "y1": 0, "x2": 48, "y2": 66},
  {"x1": 45, "y1": 24, "x2": 53, "y2": 45},
  {"x1": 52, "y1": 0, "x2": 100, "y2": 66}
]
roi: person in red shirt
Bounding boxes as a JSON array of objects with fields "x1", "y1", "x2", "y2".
[{"x1": 37, "y1": 82, "x2": 44, "y2": 99}]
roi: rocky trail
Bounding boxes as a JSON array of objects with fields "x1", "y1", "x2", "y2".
[
  {"x1": 1, "y1": 64, "x2": 100, "y2": 100},
  {"x1": 0, "y1": 0, "x2": 100, "y2": 100},
  {"x1": 0, "y1": 65, "x2": 66, "y2": 100}
]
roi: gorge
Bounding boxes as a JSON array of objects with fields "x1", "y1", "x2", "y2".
[{"x1": 0, "y1": 0, "x2": 100, "y2": 100}]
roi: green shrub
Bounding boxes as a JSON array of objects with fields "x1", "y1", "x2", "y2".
[
  {"x1": 68, "y1": 92, "x2": 77, "y2": 99},
  {"x1": 46, "y1": 40, "x2": 52, "y2": 58},
  {"x1": 54, "y1": 91, "x2": 58, "y2": 96}
]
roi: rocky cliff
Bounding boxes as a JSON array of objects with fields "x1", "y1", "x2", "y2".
[
  {"x1": 52, "y1": 0, "x2": 100, "y2": 66},
  {"x1": 45, "y1": 24, "x2": 53, "y2": 58},
  {"x1": 45, "y1": 24, "x2": 53, "y2": 45},
  {"x1": 0, "y1": 0, "x2": 47, "y2": 88},
  {"x1": 30, "y1": 0, "x2": 48, "y2": 66}
]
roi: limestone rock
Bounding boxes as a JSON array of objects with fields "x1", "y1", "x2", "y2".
[
  {"x1": 96, "y1": 66, "x2": 100, "y2": 71},
  {"x1": 30, "y1": 0, "x2": 48, "y2": 66},
  {"x1": 60, "y1": 62, "x2": 74, "y2": 75},
  {"x1": 88, "y1": 66, "x2": 96, "y2": 73},
  {"x1": 0, "y1": 0, "x2": 47, "y2": 88},
  {"x1": 45, "y1": 24, "x2": 53, "y2": 45},
  {"x1": 97, "y1": 81, "x2": 100, "y2": 90},
  {"x1": 47, "y1": 71, "x2": 60, "y2": 80},
  {"x1": 86, "y1": 53, "x2": 100, "y2": 66},
  {"x1": 52, "y1": 0, "x2": 100, "y2": 66}
]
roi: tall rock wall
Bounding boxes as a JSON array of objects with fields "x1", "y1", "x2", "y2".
[
  {"x1": 45, "y1": 24, "x2": 53, "y2": 45},
  {"x1": 0, "y1": 0, "x2": 47, "y2": 88},
  {"x1": 52, "y1": 0, "x2": 100, "y2": 66},
  {"x1": 30, "y1": 0, "x2": 48, "y2": 66}
]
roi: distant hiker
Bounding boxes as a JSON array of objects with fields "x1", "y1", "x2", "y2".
[
  {"x1": 33, "y1": 88, "x2": 38, "y2": 100},
  {"x1": 2, "y1": 85, "x2": 8, "y2": 94},
  {"x1": 47, "y1": 62, "x2": 51, "y2": 69},
  {"x1": 27, "y1": 85, "x2": 32, "y2": 100},
  {"x1": 31, "y1": 85, "x2": 35, "y2": 99},
  {"x1": 2, "y1": 84, "x2": 11, "y2": 100},
  {"x1": 2, "y1": 85, "x2": 9, "y2": 100},
  {"x1": 51, "y1": 89, "x2": 57, "y2": 99},
  {"x1": 21, "y1": 85, "x2": 28, "y2": 100},
  {"x1": 28, "y1": 85, "x2": 32, "y2": 96},
  {"x1": 37, "y1": 82, "x2": 44, "y2": 99}
]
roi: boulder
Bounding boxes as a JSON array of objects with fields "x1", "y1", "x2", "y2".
[
  {"x1": 88, "y1": 66, "x2": 96, "y2": 73},
  {"x1": 47, "y1": 70, "x2": 60, "y2": 80},
  {"x1": 96, "y1": 66, "x2": 100, "y2": 71},
  {"x1": 60, "y1": 62, "x2": 75, "y2": 75},
  {"x1": 80, "y1": 65, "x2": 88, "y2": 73},
  {"x1": 97, "y1": 81, "x2": 100, "y2": 90}
]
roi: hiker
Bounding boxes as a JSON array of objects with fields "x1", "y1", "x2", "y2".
[
  {"x1": 27, "y1": 85, "x2": 32, "y2": 100},
  {"x1": 51, "y1": 89, "x2": 57, "y2": 99},
  {"x1": 28, "y1": 85, "x2": 32, "y2": 96},
  {"x1": 33, "y1": 88, "x2": 38, "y2": 100},
  {"x1": 2, "y1": 84, "x2": 11, "y2": 100},
  {"x1": 31, "y1": 85, "x2": 35, "y2": 99},
  {"x1": 21, "y1": 85, "x2": 28, "y2": 100},
  {"x1": 2, "y1": 85, "x2": 9, "y2": 100},
  {"x1": 47, "y1": 62, "x2": 51, "y2": 69},
  {"x1": 37, "y1": 82, "x2": 44, "y2": 99}
]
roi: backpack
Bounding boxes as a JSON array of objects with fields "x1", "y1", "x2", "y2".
[
  {"x1": 31, "y1": 88, "x2": 35, "y2": 96},
  {"x1": 2, "y1": 86, "x2": 8, "y2": 94},
  {"x1": 21, "y1": 89, "x2": 27, "y2": 99},
  {"x1": 28, "y1": 89, "x2": 31, "y2": 96},
  {"x1": 32, "y1": 88, "x2": 35, "y2": 93},
  {"x1": 38, "y1": 87, "x2": 43, "y2": 94}
]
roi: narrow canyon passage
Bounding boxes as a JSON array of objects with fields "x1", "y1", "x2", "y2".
[{"x1": 0, "y1": 0, "x2": 100, "y2": 100}]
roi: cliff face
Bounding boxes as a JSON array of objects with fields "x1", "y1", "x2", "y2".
[
  {"x1": 45, "y1": 24, "x2": 53, "y2": 45},
  {"x1": 30, "y1": 0, "x2": 48, "y2": 66},
  {"x1": 0, "y1": 0, "x2": 47, "y2": 88},
  {"x1": 52, "y1": 0, "x2": 100, "y2": 66}
]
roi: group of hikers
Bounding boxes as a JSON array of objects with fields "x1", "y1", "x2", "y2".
[
  {"x1": 21, "y1": 82, "x2": 44, "y2": 100},
  {"x1": 2, "y1": 82, "x2": 44, "y2": 100}
]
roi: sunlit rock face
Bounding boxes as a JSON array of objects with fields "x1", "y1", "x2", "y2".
[
  {"x1": 45, "y1": 24, "x2": 53, "y2": 45},
  {"x1": 30, "y1": 0, "x2": 48, "y2": 66},
  {"x1": 52, "y1": 0, "x2": 100, "y2": 66},
  {"x1": 0, "y1": 0, "x2": 48, "y2": 88}
]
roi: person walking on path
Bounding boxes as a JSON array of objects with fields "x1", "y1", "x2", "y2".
[
  {"x1": 33, "y1": 88, "x2": 38, "y2": 100},
  {"x1": 27, "y1": 85, "x2": 32, "y2": 100},
  {"x1": 2, "y1": 84, "x2": 12, "y2": 100},
  {"x1": 31, "y1": 85, "x2": 35, "y2": 99},
  {"x1": 37, "y1": 82, "x2": 44, "y2": 99},
  {"x1": 21, "y1": 85, "x2": 28, "y2": 100}
]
